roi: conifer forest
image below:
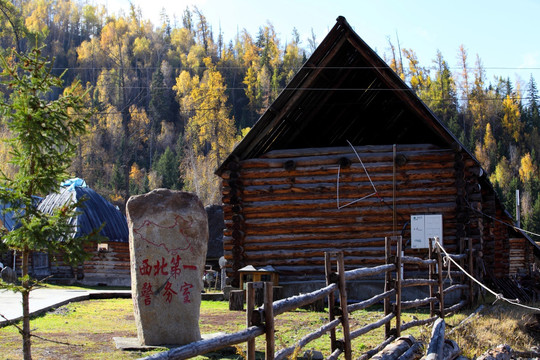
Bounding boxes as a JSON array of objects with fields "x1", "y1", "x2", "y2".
[{"x1": 0, "y1": 0, "x2": 539, "y2": 241}]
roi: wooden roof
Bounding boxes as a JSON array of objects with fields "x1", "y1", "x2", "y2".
[
  {"x1": 216, "y1": 16, "x2": 464, "y2": 175},
  {"x1": 216, "y1": 16, "x2": 540, "y2": 257}
]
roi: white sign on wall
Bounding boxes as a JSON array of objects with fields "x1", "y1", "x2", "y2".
[{"x1": 411, "y1": 214, "x2": 443, "y2": 249}]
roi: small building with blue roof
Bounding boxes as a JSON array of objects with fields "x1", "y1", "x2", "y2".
[{"x1": 4, "y1": 179, "x2": 131, "y2": 286}]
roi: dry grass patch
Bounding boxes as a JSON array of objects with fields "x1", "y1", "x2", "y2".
[{"x1": 447, "y1": 302, "x2": 540, "y2": 359}]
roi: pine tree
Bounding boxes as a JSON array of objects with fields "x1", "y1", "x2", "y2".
[
  {"x1": 0, "y1": 47, "x2": 102, "y2": 360},
  {"x1": 525, "y1": 75, "x2": 539, "y2": 130},
  {"x1": 154, "y1": 146, "x2": 180, "y2": 189},
  {"x1": 423, "y1": 50, "x2": 458, "y2": 125}
]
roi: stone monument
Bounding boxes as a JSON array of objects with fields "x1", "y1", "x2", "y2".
[{"x1": 127, "y1": 189, "x2": 208, "y2": 346}]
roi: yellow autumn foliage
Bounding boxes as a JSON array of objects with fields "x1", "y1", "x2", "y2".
[{"x1": 519, "y1": 153, "x2": 537, "y2": 183}]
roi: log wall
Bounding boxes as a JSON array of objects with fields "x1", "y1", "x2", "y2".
[
  {"x1": 222, "y1": 144, "x2": 464, "y2": 284},
  {"x1": 12, "y1": 241, "x2": 131, "y2": 286},
  {"x1": 220, "y1": 144, "x2": 532, "y2": 287},
  {"x1": 80, "y1": 241, "x2": 131, "y2": 286},
  {"x1": 508, "y1": 238, "x2": 527, "y2": 275}
]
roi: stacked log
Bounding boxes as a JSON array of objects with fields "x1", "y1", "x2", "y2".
[
  {"x1": 493, "y1": 207, "x2": 510, "y2": 277},
  {"x1": 369, "y1": 335, "x2": 419, "y2": 360},
  {"x1": 80, "y1": 241, "x2": 130, "y2": 286},
  {"x1": 453, "y1": 152, "x2": 467, "y2": 243},
  {"x1": 221, "y1": 144, "x2": 462, "y2": 283},
  {"x1": 508, "y1": 238, "x2": 526, "y2": 275},
  {"x1": 421, "y1": 318, "x2": 462, "y2": 360},
  {"x1": 226, "y1": 155, "x2": 245, "y2": 288},
  {"x1": 480, "y1": 190, "x2": 496, "y2": 276}
]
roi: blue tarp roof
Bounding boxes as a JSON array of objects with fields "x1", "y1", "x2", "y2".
[
  {"x1": 37, "y1": 180, "x2": 128, "y2": 242},
  {"x1": 0, "y1": 194, "x2": 42, "y2": 231},
  {"x1": 0, "y1": 201, "x2": 17, "y2": 231}
]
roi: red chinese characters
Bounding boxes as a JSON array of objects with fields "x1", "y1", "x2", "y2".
[
  {"x1": 170, "y1": 255, "x2": 182, "y2": 279},
  {"x1": 138, "y1": 257, "x2": 198, "y2": 306},
  {"x1": 139, "y1": 257, "x2": 196, "y2": 278},
  {"x1": 141, "y1": 282, "x2": 153, "y2": 305},
  {"x1": 139, "y1": 259, "x2": 152, "y2": 276},
  {"x1": 163, "y1": 281, "x2": 177, "y2": 303},
  {"x1": 180, "y1": 282, "x2": 194, "y2": 303},
  {"x1": 153, "y1": 257, "x2": 169, "y2": 276}
]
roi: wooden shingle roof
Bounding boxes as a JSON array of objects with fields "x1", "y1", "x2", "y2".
[{"x1": 217, "y1": 16, "x2": 465, "y2": 175}]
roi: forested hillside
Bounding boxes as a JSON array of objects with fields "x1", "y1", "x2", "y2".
[{"x1": 0, "y1": 0, "x2": 538, "y2": 240}]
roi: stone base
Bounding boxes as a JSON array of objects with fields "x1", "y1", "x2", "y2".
[
  {"x1": 113, "y1": 337, "x2": 167, "y2": 351},
  {"x1": 114, "y1": 333, "x2": 228, "y2": 351}
]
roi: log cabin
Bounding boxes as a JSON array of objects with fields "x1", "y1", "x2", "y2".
[
  {"x1": 24, "y1": 179, "x2": 130, "y2": 286},
  {"x1": 216, "y1": 16, "x2": 540, "y2": 300}
]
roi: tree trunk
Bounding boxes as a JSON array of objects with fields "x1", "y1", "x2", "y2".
[
  {"x1": 424, "y1": 318, "x2": 445, "y2": 360},
  {"x1": 229, "y1": 290, "x2": 245, "y2": 311},
  {"x1": 370, "y1": 335, "x2": 415, "y2": 360},
  {"x1": 22, "y1": 249, "x2": 31, "y2": 360}
]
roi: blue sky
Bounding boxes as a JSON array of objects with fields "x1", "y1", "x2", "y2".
[{"x1": 102, "y1": 0, "x2": 540, "y2": 87}]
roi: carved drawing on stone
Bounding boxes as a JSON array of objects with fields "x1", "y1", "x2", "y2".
[
  {"x1": 133, "y1": 215, "x2": 200, "y2": 306},
  {"x1": 127, "y1": 189, "x2": 208, "y2": 346}
]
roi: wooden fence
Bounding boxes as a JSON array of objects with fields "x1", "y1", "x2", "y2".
[{"x1": 143, "y1": 237, "x2": 473, "y2": 360}]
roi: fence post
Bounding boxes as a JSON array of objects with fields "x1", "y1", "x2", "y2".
[
  {"x1": 435, "y1": 237, "x2": 445, "y2": 318},
  {"x1": 395, "y1": 236, "x2": 402, "y2": 337},
  {"x1": 325, "y1": 252, "x2": 337, "y2": 352},
  {"x1": 337, "y1": 252, "x2": 352, "y2": 360},
  {"x1": 384, "y1": 237, "x2": 392, "y2": 338},
  {"x1": 429, "y1": 238, "x2": 435, "y2": 317},
  {"x1": 246, "y1": 282, "x2": 256, "y2": 360},
  {"x1": 264, "y1": 281, "x2": 275, "y2": 360}
]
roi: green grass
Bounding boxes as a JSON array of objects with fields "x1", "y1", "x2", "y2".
[
  {"x1": 0, "y1": 299, "x2": 157, "y2": 360},
  {"x1": 1, "y1": 298, "x2": 437, "y2": 360},
  {"x1": 0, "y1": 296, "x2": 536, "y2": 360}
]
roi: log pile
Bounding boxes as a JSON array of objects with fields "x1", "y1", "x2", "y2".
[
  {"x1": 420, "y1": 318, "x2": 463, "y2": 360},
  {"x1": 370, "y1": 335, "x2": 422, "y2": 360}
]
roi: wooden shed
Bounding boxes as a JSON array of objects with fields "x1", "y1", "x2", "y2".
[
  {"x1": 216, "y1": 17, "x2": 540, "y2": 297},
  {"x1": 32, "y1": 179, "x2": 130, "y2": 286}
]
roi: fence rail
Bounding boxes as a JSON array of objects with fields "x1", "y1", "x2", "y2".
[{"x1": 143, "y1": 237, "x2": 474, "y2": 360}]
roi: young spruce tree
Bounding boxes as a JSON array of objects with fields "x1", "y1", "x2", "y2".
[{"x1": 0, "y1": 47, "x2": 101, "y2": 360}]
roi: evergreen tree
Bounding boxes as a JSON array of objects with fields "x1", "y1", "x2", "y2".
[
  {"x1": 423, "y1": 50, "x2": 458, "y2": 125},
  {"x1": 148, "y1": 65, "x2": 179, "y2": 168},
  {"x1": 0, "y1": 47, "x2": 102, "y2": 360},
  {"x1": 525, "y1": 75, "x2": 540, "y2": 131},
  {"x1": 154, "y1": 146, "x2": 180, "y2": 189},
  {"x1": 524, "y1": 194, "x2": 540, "y2": 242}
]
